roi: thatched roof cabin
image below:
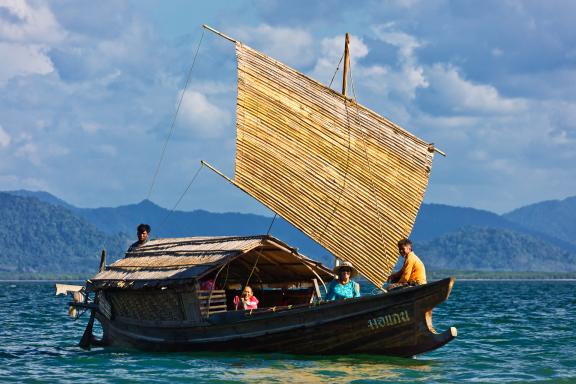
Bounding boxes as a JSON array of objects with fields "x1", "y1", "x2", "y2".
[{"x1": 88, "y1": 235, "x2": 334, "y2": 290}]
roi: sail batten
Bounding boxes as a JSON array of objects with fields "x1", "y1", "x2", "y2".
[{"x1": 235, "y1": 43, "x2": 434, "y2": 287}]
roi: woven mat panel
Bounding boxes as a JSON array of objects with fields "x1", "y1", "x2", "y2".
[{"x1": 109, "y1": 290, "x2": 184, "y2": 321}]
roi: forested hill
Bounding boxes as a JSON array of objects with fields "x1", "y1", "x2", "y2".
[
  {"x1": 2, "y1": 191, "x2": 333, "y2": 268},
  {"x1": 2, "y1": 190, "x2": 576, "y2": 276},
  {"x1": 504, "y1": 196, "x2": 576, "y2": 248},
  {"x1": 412, "y1": 203, "x2": 576, "y2": 253},
  {"x1": 73, "y1": 200, "x2": 333, "y2": 266},
  {"x1": 412, "y1": 204, "x2": 524, "y2": 242},
  {"x1": 417, "y1": 227, "x2": 576, "y2": 272},
  {"x1": 0, "y1": 192, "x2": 128, "y2": 277}
]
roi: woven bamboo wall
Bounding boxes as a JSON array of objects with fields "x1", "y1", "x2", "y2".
[{"x1": 109, "y1": 290, "x2": 184, "y2": 321}]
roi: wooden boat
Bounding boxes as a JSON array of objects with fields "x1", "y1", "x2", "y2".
[{"x1": 59, "y1": 25, "x2": 457, "y2": 357}]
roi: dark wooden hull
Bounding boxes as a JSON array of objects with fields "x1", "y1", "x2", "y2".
[{"x1": 94, "y1": 278, "x2": 456, "y2": 357}]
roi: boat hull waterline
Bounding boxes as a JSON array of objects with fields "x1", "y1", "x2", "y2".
[{"x1": 93, "y1": 278, "x2": 456, "y2": 357}]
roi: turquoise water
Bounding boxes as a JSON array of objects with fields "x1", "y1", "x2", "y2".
[{"x1": 0, "y1": 280, "x2": 574, "y2": 383}]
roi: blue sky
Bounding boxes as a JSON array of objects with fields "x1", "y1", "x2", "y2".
[{"x1": 0, "y1": 0, "x2": 575, "y2": 215}]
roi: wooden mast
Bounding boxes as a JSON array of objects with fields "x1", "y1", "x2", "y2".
[
  {"x1": 334, "y1": 32, "x2": 350, "y2": 270},
  {"x1": 342, "y1": 33, "x2": 350, "y2": 96}
]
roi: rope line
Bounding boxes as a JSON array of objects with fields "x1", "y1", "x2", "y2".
[
  {"x1": 328, "y1": 53, "x2": 344, "y2": 89},
  {"x1": 317, "y1": 52, "x2": 353, "y2": 264},
  {"x1": 157, "y1": 162, "x2": 205, "y2": 232},
  {"x1": 243, "y1": 212, "x2": 277, "y2": 289},
  {"x1": 266, "y1": 213, "x2": 278, "y2": 235},
  {"x1": 243, "y1": 252, "x2": 262, "y2": 291},
  {"x1": 349, "y1": 63, "x2": 388, "y2": 257},
  {"x1": 317, "y1": 98, "x2": 352, "y2": 254},
  {"x1": 145, "y1": 29, "x2": 205, "y2": 202}
]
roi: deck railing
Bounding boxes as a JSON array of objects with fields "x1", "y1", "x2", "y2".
[{"x1": 198, "y1": 289, "x2": 227, "y2": 317}]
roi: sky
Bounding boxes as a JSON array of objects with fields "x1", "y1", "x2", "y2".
[{"x1": 0, "y1": 0, "x2": 575, "y2": 216}]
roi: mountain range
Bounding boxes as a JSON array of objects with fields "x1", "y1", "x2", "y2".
[
  {"x1": 2, "y1": 189, "x2": 576, "y2": 277},
  {"x1": 0, "y1": 192, "x2": 126, "y2": 276}
]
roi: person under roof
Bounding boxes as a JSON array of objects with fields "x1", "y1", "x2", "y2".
[{"x1": 326, "y1": 261, "x2": 361, "y2": 301}]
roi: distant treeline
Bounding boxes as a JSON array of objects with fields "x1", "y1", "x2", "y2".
[
  {"x1": 0, "y1": 192, "x2": 128, "y2": 275},
  {"x1": 427, "y1": 270, "x2": 576, "y2": 280},
  {"x1": 3, "y1": 270, "x2": 576, "y2": 281},
  {"x1": 2, "y1": 190, "x2": 576, "y2": 278}
]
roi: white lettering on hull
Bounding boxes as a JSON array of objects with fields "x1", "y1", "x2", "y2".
[{"x1": 367, "y1": 310, "x2": 410, "y2": 330}]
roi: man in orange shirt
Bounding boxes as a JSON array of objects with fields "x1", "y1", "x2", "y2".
[{"x1": 387, "y1": 238, "x2": 427, "y2": 286}]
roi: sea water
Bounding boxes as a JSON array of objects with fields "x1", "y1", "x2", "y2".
[{"x1": 0, "y1": 280, "x2": 574, "y2": 383}]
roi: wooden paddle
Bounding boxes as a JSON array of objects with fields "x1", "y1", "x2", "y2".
[{"x1": 78, "y1": 309, "x2": 95, "y2": 350}]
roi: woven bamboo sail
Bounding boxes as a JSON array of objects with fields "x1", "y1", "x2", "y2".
[{"x1": 234, "y1": 43, "x2": 434, "y2": 287}]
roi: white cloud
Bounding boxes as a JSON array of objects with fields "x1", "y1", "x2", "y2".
[
  {"x1": 0, "y1": 174, "x2": 48, "y2": 190},
  {"x1": 97, "y1": 21, "x2": 152, "y2": 63},
  {"x1": 391, "y1": 0, "x2": 423, "y2": 7},
  {"x1": 15, "y1": 142, "x2": 39, "y2": 164},
  {"x1": 14, "y1": 131, "x2": 32, "y2": 142},
  {"x1": 0, "y1": 0, "x2": 66, "y2": 43},
  {"x1": 0, "y1": 124, "x2": 10, "y2": 147},
  {"x1": 186, "y1": 81, "x2": 234, "y2": 96},
  {"x1": 370, "y1": 24, "x2": 428, "y2": 100},
  {"x1": 415, "y1": 114, "x2": 480, "y2": 143},
  {"x1": 0, "y1": 42, "x2": 53, "y2": 84},
  {"x1": 373, "y1": 23, "x2": 421, "y2": 63},
  {"x1": 178, "y1": 90, "x2": 231, "y2": 139},
  {"x1": 0, "y1": 1, "x2": 64, "y2": 84},
  {"x1": 491, "y1": 48, "x2": 503, "y2": 57},
  {"x1": 14, "y1": 141, "x2": 69, "y2": 166},
  {"x1": 484, "y1": 157, "x2": 516, "y2": 176},
  {"x1": 0, "y1": 1, "x2": 574, "y2": 216},
  {"x1": 550, "y1": 130, "x2": 571, "y2": 145},
  {"x1": 360, "y1": 62, "x2": 427, "y2": 101},
  {"x1": 46, "y1": 143, "x2": 69, "y2": 157},
  {"x1": 310, "y1": 34, "x2": 369, "y2": 88},
  {"x1": 81, "y1": 122, "x2": 102, "y2": 134},
  {"x1": 425, "y1": 64, "x2": 526, "y2": 115},
  {"x1": 95, "y1": 144, "x2": 117, "y2": 157},
  {"x1": 545, "y1": 101, "x2": 576, "y2": 146},
  {"x1": 231, "y1": 24, "x2": 315, "y2": 68},
  {"x1": 35, "y1": 119, "x2": 48, "y2": 130}
]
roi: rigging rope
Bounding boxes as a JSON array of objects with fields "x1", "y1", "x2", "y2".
[
  {"x1": 328, "y1": 53, "x2": 344, "y2": 89},
  {"x1": 317, "y1": 52, "x2": 354, "y2": 263},
  {"x1": 145, "y1": 29, "x2": 205, "y2": 202},
  {"x1": 317, "y1": 97, "x2": 352, "y2": 251},
  {"x1": 349, "y1": 63, "x2": 388, "y2": 255},
  {"x1": 265, "y1": 213, "x2": 278, "y2": 235},
  {"x1": 156, "y1": 162, "x2": 205, "y2": 233},
  {"x1": 243, "y1": 213, "x2": 278, "y2": 289}
]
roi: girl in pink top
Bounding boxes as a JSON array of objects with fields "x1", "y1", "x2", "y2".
[{"x1": 234, "y1": 286, "x2": 259, "y2": 310}]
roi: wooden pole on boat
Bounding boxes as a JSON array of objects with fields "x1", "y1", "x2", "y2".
[
  {"x1": 98, "y1": 249, "x2": 106, "y2": 273},
  {"x1": 201, "y1": 160, "x2": 236, "y2": 185},
  {"x1": 428, "y1": 143, "x2": 447, "y2": 157},
  {"x1": 79, "y1": 310, "x2": 95, "y2": 350},
  {"x1": 201, "y1": 160, "x2": 259, "y2": 202},
  {"x1": 312, "y1": 278, "x2": 323, "y2": 303},
  {"x1": 202, "y1": 24, "x2": 238, "y2": 44},
  {"x1": 342, "y1": 33, "x2": 350, "y2": 96},
  {"x1": 331, "y1": 33, "x2": 351, "y2": 269}
]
